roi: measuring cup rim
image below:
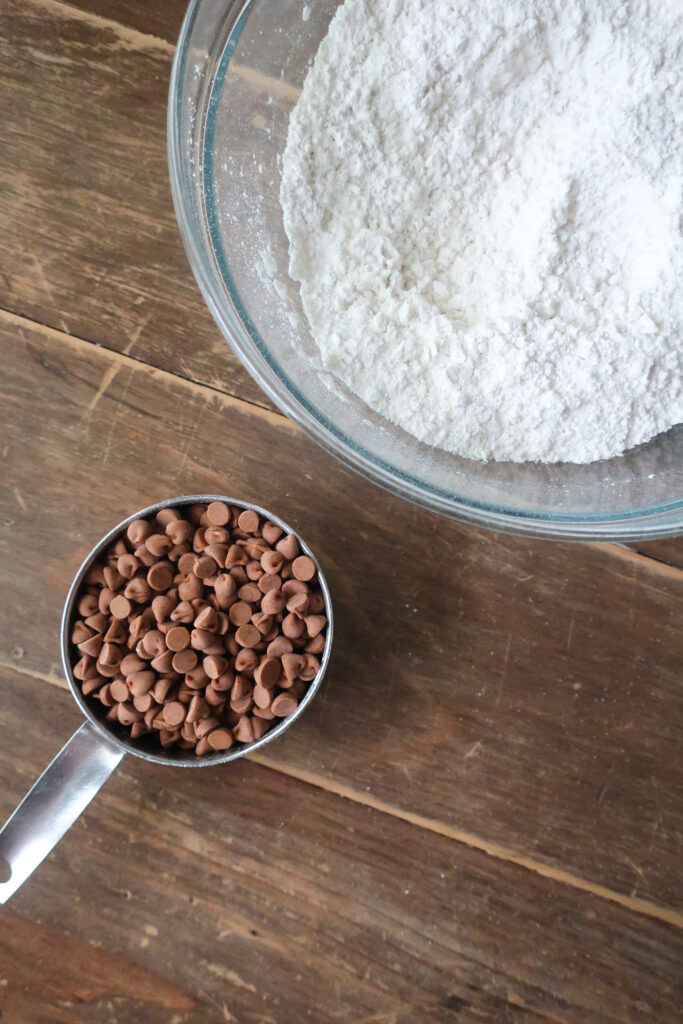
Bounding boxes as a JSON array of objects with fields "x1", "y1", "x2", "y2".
[{"x1": 60, "y1": 494, "x2": 334, "y2": 768}]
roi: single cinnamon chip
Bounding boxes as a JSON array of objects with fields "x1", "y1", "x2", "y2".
[
  {"x1": 128, "y1": 671, "x2": 155, "y2": 696},
  {"x1": 235, "y1": 648, "x2": 259, "y2": 674},
  {"x1": 163, "y1": 701, "x2": 186, "y2": 727},
  {"x1": 166, "y1": 625, "x2": 190, "y2": 652},
  {"x1": 261, "y1": 589, "x2": 286, "y2": 615},
  {"x1": 281, "y1": 653, "x2": 305, "y2": 680},
  {"x1": 267, "y1": 636, "x2": 294, "y2": 658},
  {"x1": 78, "y1": 593, "x2": 100, "y2": 618},
  {"x1": 178, "y1": 574, "x2": 204, "y2": 601},
  {"x1": 253, "y1": 655, "x2": 280, "y2": 688},
  {"x1": 282, "y1": 613, "x2": 305, "y2": 640},
  {"x1": 195, "y1": 716, "x2": 221, "y2": 738},
  {"x1": 252, "y1": 684, "x2": 273, "y2": 710},
  {"x1": 141, "y1": 629, "x2": 166, "y2": 658},
  {"x1": 187, "y1": 695, "x2": 210, "y2": 723},
  {"x1": 145, "y1": 533, "x2": 172, "y2": 558},
  {"x1": 205, "y1": 526, "x2": 231, "y2": 544},
  {"x1": 150, "y1": 649, "x2": 174, "y2": 675},
  {"x1": 235, "y1": 623, "x2": 260, "y2": 648},
  {"x1": 185, "y1": 666, "x2": 209, "y2": 690},
  {"x1": 260, "y1": 549, "x2": 285, "y2": 575},
  {"x1": 85, "y1": 612, "x2": 109, "y2": 634},
  {"x1": 207, "y1": 728, "x2": 233, "y2": 751},
  {"x1": 206, "y1": 501, "x2": 230, "y2": 526},
  {"x1": 109, "y1": 594, "x2": 131, "y2": 620},
  {"x1": 104, "y1": 618, "x2": 128, "y2": 644},
  {"x1": 120, "y1": 653, "x2": 145, "y2": 676},
  {"x1": 157, "y1": 508, "x2": 181, "y2": 527},
  {"x1": 170, "y1": 600, "x2": 195, "y2": 623},
  {"x1": 124, "y1": 577, "x2": 152, "y2": 604},
  {"x1": 271, "y1": 693, "x2": 298, "y2": 717},
  {"x1": 305, "y1": 633, "x2": 326, "y2": 654},
  {"x1": 194, "y1": 554, "x2": 218, "y2": 579},
  {"x1": 262, "y1": 522, "x2": 283, "y2": 545},
  {"x1": 251, "y1": 717, "x2": 271, "y2": 740},
  {"x1": 194, "y1": 605, "x2": 218, "y2": 632},
  {"x1": 305, "y1": 615, "x2": 327, "y2": 638},
  {"x1": 127, "y1": 519, "x2": 152, "y2": 545},
  {"x1": 300, "y1": 654, "x2": 320, "y2": 682},
  {"x1": 258, "y1": 573, "x2": 282, "y2": 595},
  {"x1": 147, "y1": 562, "x2": 174, "y2": 592},
  {"x1": 190, "y1": 627, "x2": 216, "y2": 651},
  {"x1": 118, "y1": 702, "x2": 144, "y2": 726},
  {"x1": 110, "y1": 679, "x2": 129, "y2": 703},
  {"x1": 77, "y1": 633, "x2": 103, "y2": 658},
  {"x1": 172, "y1": 648, "x2": 198, "y2": 674},
  {"x1": 237, "y1": 508, "x2": 260, "y2": 534},
  {"x1": 72, "y1": 621, "x2": 93, "y2": 646},
  {"x1": 292, "y1": 555, "x2": 316, "y2": 582},
  {"x1": 237, "y1": 582, "x2": 261, "y2": 604},
  {"x1": 286, "y1": 592, "x2": 310, "y2": 618},
  {"x1": 103, "y1": 565, "x2": 124, "y2": 591},
  {"x1": 133, "y1": 692, "x2": 155, "y2": 713},
  {"x1": 165, "y1": 519, "x2": 193, "y2": 545},
  {"x1": 177, "y1": 551, "x2": 196, "y2": 575},
  {"x1": 276, "y1": 534, "x2": 299, "y2": 561},
  {"x1": 226, "y1": 544, "x2": 248, "y2": 566},
  {"x1": 229, "y1": 601, "x2": 252, "y2": 627},
  {"x1": 233, "y1": 716, "x2": 255, "y2": 744},
  {"x1": 204, "y1": 654, "x2": 228, "y2": 679}
]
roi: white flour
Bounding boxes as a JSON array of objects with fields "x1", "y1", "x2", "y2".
[{"x1": 280, "y1": 0, "x2": 683, "y2": 464}]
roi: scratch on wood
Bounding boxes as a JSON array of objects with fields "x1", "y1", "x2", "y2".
[
  {"x1": 86, "y1": 363, "x2": 119, "y2": 413},
  {"x1": 496, "y1": 632, "x2": 513, "y2": 706},
  {"x1": 565, "y1": 609, "x2": 577, "y2": 652},
  {"x1": 31, "y1": 254, "x2": 54, "y2": 301},
  {"x1": 123, "y1": 313, "x2": 152, "y2": 356},
  {"x1": 33, "y1": 0, "x2": 175, "y2": 55},
  {"x1": 464, "y1": 739, "x2": 484, "y2": 760},
  {"x1": 203, "y1": 963, "x2": 256, "y2": 992},
  {"x1": 12, "y1": 486, "x2": 27, "y2": 512}
]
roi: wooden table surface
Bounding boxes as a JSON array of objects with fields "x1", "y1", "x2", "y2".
[{"x1": 1, "y1": 2, "x2": 682, "y2": 1021}]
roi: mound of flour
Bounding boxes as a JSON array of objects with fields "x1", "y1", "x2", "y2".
[{"x1": 280, "y1": 0, "x2": 683, "y2": 464}]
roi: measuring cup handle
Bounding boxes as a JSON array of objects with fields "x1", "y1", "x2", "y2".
[{"x1": 0, "y1": 721, "x2": 124, "y2": 903}]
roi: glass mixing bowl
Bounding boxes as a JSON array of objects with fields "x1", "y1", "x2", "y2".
[{"x1": 168, "y1": 0, "x2": 683, "y2": 540}]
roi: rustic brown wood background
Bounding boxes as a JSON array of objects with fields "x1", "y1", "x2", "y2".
[{"x1": 1, "y1": 2, "x2": 682, "y2": 1021}]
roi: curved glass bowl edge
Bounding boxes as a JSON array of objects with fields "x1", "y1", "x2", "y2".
[{"x1": 167, "y1": 0, "x2": 683, "y2": 542}]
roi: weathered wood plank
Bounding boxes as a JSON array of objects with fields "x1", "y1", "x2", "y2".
[
  {"x1": 1, "y1": 668, "x2": 681, "y2": 1024},
  {"x1": 629, "y1": 540, "x2": 683, "y2": 571},
  {"x1": 0, "y1": 0, "x2": 270, "y2": 409},
  {"x1": 1, "y1": 311, "x2": 681, "y2": 917},
  {"x1": 61, "y1": 0, "x2": 188, "y2": 44}
]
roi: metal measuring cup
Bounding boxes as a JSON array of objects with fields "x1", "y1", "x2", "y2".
[{"x1": 0, "y1": 495, "x2": 333, "y2": 902}]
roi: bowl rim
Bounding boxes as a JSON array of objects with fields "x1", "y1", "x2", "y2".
[{"x1": 167, "y1": 0, "x2": 683, "y2": 541}]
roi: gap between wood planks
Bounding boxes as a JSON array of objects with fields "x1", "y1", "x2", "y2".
[
  {"x1": 2, "y1": 305, "x2": 681, "y2": 580},
  {"x1": 34, "y1": 0, "x2": 303, "y2": 103},
  {"x1": 4, "y1": 657, "x2": 682, "y2": 934}
]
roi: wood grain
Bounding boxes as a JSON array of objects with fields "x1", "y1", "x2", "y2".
[
  {"x1": 2, "y1": 310, "x2": 681, "y2": 919},
  {"x1": 2, "y1": 666, "x2": 682, "y2": 1024},
  {"x1": 61, "y1": 0, "x2": 188, "y2": 43},
  {"x1": 0, "y1": 0, "x2": 269, "y2": 409}
]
